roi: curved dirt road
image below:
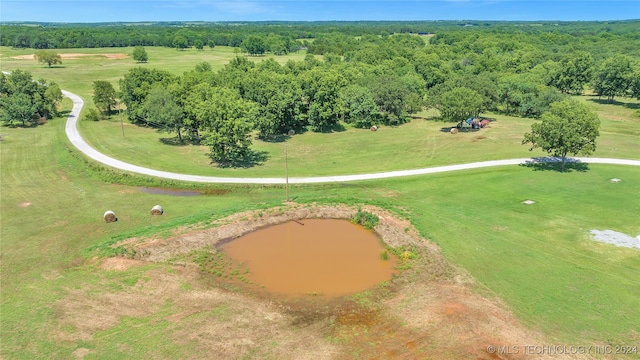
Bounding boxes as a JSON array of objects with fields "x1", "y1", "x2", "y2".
[{"x1": 63, "y1": 90, "x2": 640, "y2": 184}]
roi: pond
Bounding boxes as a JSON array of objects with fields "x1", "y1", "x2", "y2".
[{"x1": 220, "y1": 219, "x2": 397, "y2": 297}]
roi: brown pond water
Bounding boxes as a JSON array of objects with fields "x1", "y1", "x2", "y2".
[{"x1": 220, "y1": 219, "x2": 397, "y2": 297}]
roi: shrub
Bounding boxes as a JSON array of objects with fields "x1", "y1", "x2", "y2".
[
  {"x1": 84, "y1": 108, "x2": 100, "y2": 121},
  {"x1": 351, "y1": 209, "x2": 379, "y2": 230}
]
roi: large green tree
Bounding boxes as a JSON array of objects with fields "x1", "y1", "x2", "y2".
[
  {"x1": 1, "y1": 93, "x2": 37, "y2": 126},
  {"x1": 241, "y1": 35, "x2": 267, "y2": 56},
  {"x1": 0, "y1": 70, "x2": 59, "y2": 124},
  {"x1": 34, "y1": 50, "x2": 61, "y2": 67},
  {"x1": 119, "y1": 67, "x2": 176, "y2": 123},
  {"x1": 438, "y1": 87, "x2": 484, "y2": 122},
  {"x1": 552, "y1": 51, "x2": 594, "y2": 95},
  {"x1": 143, "y1": 85, "x2": 185, "y2": 142},
  {"x1": 522, "y1": 99, "x2": 600, "y2": 171},
  {"x1": 592, "y1": 55, "x2": 634, "y2": 102},
  {"x1": 92, "y1": 80, "x2": 116, "y2": 118},
  {"x1": 188, "y1": 86, "x2": 256, "y2": 165},
  {"x1": 340, "y1": 85, "x2": 379, "y2": 128},
  {"x1": 300, "y1": 68, "x2": 346, "y2": 132},
  {"x1": 369, "y1": 74, "x2": 411, "y2": 125},
  {"x1": 242, "y1": 70, "x2": 305, "y2": 138}
]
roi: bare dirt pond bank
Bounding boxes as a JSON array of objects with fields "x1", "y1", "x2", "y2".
[{"x1": 55, "y1": 204, "x2": 566, "y2": 359}]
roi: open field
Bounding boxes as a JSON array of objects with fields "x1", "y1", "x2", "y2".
[
  {"x1": 0, "y1": 45, "x2": 311, "y2": 110},
  {"x1": 1, "y1": 46, "x2": 640, "y2": 358}
]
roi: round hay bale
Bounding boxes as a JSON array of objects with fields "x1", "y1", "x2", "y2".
[
  {"x1": 287, "y1": 129, "x2": 295, "y2": 136},
  {"x1": 522, "y1": 200, "x2": 535, "y2": 205},
  {"x1": 610, "y1": 178, "x2": 621, "y2": 183},
  {"x1": 450, "y1": 128, "x2": 458, "y2": 134},
  {"x1": 103, "y1": 210, "x2": 117, "y2": 223},
  {"x1": 370, "y1": 125, "x2": 378, "y2": 132},
  {"x1": 150, "y1": 205, "x2": 164, "y2": 215}
]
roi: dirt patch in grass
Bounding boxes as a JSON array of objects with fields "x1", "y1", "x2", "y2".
[
  {"x1": 98, "y1": 257, "x2": 147, "y2": 271},
  {"x1": 55, "y1": 204, "x2": 564, "y2": 359},
  {"x1": 12, "y1": 53, "x2": 128, "y2": 60}
]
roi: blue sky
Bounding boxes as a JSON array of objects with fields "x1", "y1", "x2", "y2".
[{"x1": 1, "y1": 1, "x2": 638, "y2": 23}]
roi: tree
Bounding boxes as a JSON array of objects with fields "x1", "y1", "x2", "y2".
[
  {"x1": 143, "y1": 86, "x2": 185, "y2": 142},
  {"x1": 631, "y1": 69, "x2": 640, "y2": 100},
  {"x1": 44, "y1": 83, "x2": 63, "y2": 117},
  {"x1": 194, "y1": 39, "x2": 204, "y2": 51},
  {"x1": 188, "y1": 86, "x2": 256, "y2": 165},
  {"x1": 132, "y1": 46, "x2": 148, "y2": 63},
  {"x1": 241, "y1": 35, "x2": 267, "y2": 56},
  {"x1": 194, "y1": 61, "x2": 212, "y2": 73},
  {"x1": 0, "y1": 70, "x2": 58, "y2": 124},
  {"x1": 340, "y1": 85, "x2": 379, "y2": 128},
  {"x1": 522, "y1": 99, "x2": 600, "y2": 171},
  {"x1": 592, "y1": 55, "x2": 634, "y2": 102},
  {"x1": 92, "y1": 80, "x2": 116, "y2": 118},
  {"x1": 369, "y1": 74, "x2": 411, "y2": 125},
  {"x1": 300, "y1": 68, "x2": 346, "y2": 132},
  {"x1": 34, "y1": 50, "x2": 62, "y2": 67},
  {"x1": 243, "y1": 71, "x2": 306, "y2": 138},
  {"x1": 119, "y1": 67, "x2": 176, "y2": 123},
  {"x1": 0, "y1": 93, "x2": 37, "y2": 126},
  {"x1": 551, "y1": 51, "x2": 594, "y2": 94},
  {"x1": 207, "y1": 39, "x2": 215, "y2": 50},
  {"x1": 439, "y1": 87, "x2": 484, "y2": 122},
  {"x1": 172, "y1": 35, "x2": 188, "y2": 50}
]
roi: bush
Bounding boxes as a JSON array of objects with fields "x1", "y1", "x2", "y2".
[
  {"x1": 84, "y1": 108, "x2": 100, "y2": 121},
  {"x1": 351, "y1": 209, "x2": 379, "y2": 230}
]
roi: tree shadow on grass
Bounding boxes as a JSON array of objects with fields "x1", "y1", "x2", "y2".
[
  {"x1": 213, "y1": 150, "x2": 270, "y2": 168},
  {"x1": 519, "y1": 157, "x2": 590, "y2": 172},
  {"x1": 159, "y1": 136, "x2": 202, "y2": 146},
  {"x1": 587, "y1": 98, "x2": 640, "y2": 110}
]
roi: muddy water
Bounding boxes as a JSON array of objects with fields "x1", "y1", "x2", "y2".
[{"x1": 221, "y1": 219, "x2": 396, "y2": 297}]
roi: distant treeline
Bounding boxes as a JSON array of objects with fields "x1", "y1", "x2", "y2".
[{"x1": 1, "y1": 20, "x2": 639, "y2": 55}]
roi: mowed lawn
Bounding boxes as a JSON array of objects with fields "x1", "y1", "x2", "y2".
[{"x1": 1, "y1": 46, "x2": 640, "y2": 358}]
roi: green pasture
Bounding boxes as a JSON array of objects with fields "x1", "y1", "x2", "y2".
[
  {"x1": 2, "y1": 108, "x2": 639, "y2": 358},
  {"x1": 0, "y1": 45, "x2": 310, "y2": 109},
  {"x1": 1, "y1": 46, "x2": 640, "y2": 358}
]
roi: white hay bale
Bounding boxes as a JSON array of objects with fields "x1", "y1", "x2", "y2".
[
  {"x1": 150, "y1": 205, "x2": 164, "y2": 215},
  {"x1": 522, "y1": 200, "x2": 535, "y2": 205},
  {"x1": 610, "y1": 178, "x2": 621, "y2": 183},
  {"x1": 450, "y1": 128, "x2": 458, "y2": 134},
  {"x1": 370, "y1": 125, "x2": 378, "y2": 132},
  {"x1": 103, "y1": 210, "x2": 117, "y2": 223}
]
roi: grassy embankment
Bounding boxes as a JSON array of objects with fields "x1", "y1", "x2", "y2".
[{"x1": 1, "y1": 46, "x2": 639, "y2": 358}]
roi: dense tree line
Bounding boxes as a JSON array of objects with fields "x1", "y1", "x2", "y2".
[
  {"x1": 2, "y1": 20, "x2": 639, "y2": 56},
  {"x1": 0, "y1": 70, "x2": 62, "y2": 126},
  {"x1": 106, "y1": 21, "x2": 640, "y2": 166}
]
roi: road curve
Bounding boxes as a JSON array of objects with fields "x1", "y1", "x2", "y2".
[{"x1": 63, "y1": 90, "x2": 640, "y2": 184}]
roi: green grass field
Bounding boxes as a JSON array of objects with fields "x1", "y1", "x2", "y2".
[{"x1": 1, "y1": 46, "x2": 640, "y2": 358}]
